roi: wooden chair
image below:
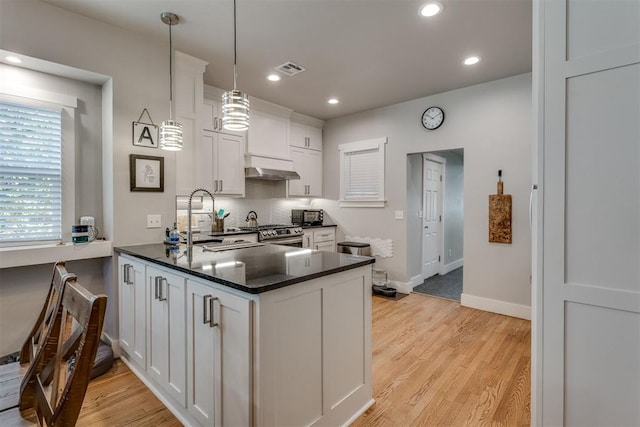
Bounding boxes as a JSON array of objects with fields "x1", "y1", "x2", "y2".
[
  {"x1": 0, "y1": 279, "x2": 107, "y2": 425},
  {"x1": 0, "y1": 262, "x2": 74, "y2": 412}
]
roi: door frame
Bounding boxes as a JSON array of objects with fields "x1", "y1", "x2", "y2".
[{"x1": 421, "y1": 153, "x2": 446, "y2": 280}]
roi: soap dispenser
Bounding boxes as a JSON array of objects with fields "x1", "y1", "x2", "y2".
[{"x1": 168, "y1": 222, "x2": 180, "y2": 244}]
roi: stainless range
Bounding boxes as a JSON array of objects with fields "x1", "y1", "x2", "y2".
[{"x1": 239, "y1": 224, "x2": 304, "y2": 247}]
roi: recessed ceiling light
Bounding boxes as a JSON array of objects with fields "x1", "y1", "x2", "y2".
[
  {"x1": 5, "y1": 56, "x2": 22, "y2": 64},
  {"x1": 328, "y1": 98, "x2": 339, "y2": 105},
  {"x1": 463, "y1": 56, "x2": 481, "y2": 65},
  {"x1": 419, "y1": 2, "x2": 443, "y2": 17},
  {"x1": 267, "y1": 74, "x2": 281, "y2": 82}
]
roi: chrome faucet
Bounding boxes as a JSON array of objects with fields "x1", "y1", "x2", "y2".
[{"x1": 187, "y1": 188, "x2": 215, "y2": 249}]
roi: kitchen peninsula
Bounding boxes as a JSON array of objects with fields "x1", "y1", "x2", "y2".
[{"x1": 114, "y1": 242, "x2": 375, "y2": 426}]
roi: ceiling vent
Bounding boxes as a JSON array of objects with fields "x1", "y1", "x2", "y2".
[{"x1": 275, "y1": 61, "x2": 306, "y2": 76}]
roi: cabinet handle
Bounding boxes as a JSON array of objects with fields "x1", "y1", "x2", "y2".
[
  {"x1": 209, "y1": 297, "x2": 219, "y2": 328},
  {"x1": 154, "y1": 276, "x2": 161, "y2": 299},
  {"x1": 159, "y1": 278, "x2": 168, "y2": 302},
  {"x1": 214, "y1": 179, "x2": 219, "y2": 192},
  {"x1": 218, "y1": 118, "x2": 223, "y2": 130},
  {"x1": 220, "y1": 180, "x2": 223, "y2": 192},
  {"x1": 123, "y1": 263, "x2": 130, "y2": 284},
  {"x1": 126, "y1": 264, "x2": 134, "y2": 285},
  {"x1": 213, "y1": 116, "x2": 218, "y2": 130},
  {"x1": 203, "y1": 295, "x2": 212, "y2": 324}
]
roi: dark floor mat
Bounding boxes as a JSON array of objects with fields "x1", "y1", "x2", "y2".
[{"x1": 413, "y1": 267, "x2": 462, "y2": 301}]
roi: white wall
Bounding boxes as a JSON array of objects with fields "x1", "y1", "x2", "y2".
[
  {"x1": 0, "y1": 0, "x2": 185, "y2": 349},
  {"x1": 317, "y1": 73, "x2": 532, "y2": 314}
]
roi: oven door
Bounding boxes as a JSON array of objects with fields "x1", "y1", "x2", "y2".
[{"x1": 268, "y1": 236, "x2": 303, "y2": 248}]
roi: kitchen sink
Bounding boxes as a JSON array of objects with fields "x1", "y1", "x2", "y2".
[{"x1": 199, "y1": 241, "x2": 265, "y2": 252}]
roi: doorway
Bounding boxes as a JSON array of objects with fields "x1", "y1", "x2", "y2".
[{"x1": 410, "y1": 149, "x2": 464, "y2": 300}]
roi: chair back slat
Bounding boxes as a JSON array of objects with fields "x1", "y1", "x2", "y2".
[
  {"x1": 32, "y1": 279, "x2": 107, "y2": 426},
  {"x1": 20, "y1": 262, "x2": 74, "y2": 365},
  {"x1": 18, "y1": 264, "x2": 76, "y2": 412}
]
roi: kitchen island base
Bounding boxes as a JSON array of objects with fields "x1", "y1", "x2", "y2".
[{"x1": 116, "y1": 249, "x2": 373, "y2": 426}]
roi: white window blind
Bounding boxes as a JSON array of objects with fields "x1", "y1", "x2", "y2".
[
  {"x1": 339, "y1": 137, "x2": 387, "y2": 207},
  {"x1": 0, "y1": 101, "x2": 63, "y2": 243},
  {"x1": 343, "y1": 148, "x2": 380, "y2": 199}
]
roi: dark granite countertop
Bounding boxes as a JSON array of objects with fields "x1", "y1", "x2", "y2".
[
  {"x1": 114, "y1": 243, "x2": 374, "y2": 294},
  {"x1": 301, "y1": 224, "x2": 337, "y2": 229}
]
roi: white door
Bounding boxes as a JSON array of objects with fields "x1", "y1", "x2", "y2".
[
  {"x1": 216, "y1": 133, "x2": 244, "y2": 195},
  {"x1": 422, "y1": 157, "x2": 442, "y2": 279},
  {"x1": 118, "y1": 257, "x2": 146, "y2": 367},
  {"x1": 535, "y1": 1, "x2": 640, "y2": 425},
  {"x1": 147, "y1": 266, "x2": 187, "y2": 405}
]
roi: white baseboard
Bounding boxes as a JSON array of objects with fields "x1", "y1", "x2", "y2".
[
  {"x1": 101, "y1": 332, "x2": 121, "y2": 357},
  {"x1": 441, "y1": 258, "x2": 463, "y2": 275},
  {"x1": 390, "y1": 280, "x2": 413, "y2": 294},
  {"x1": 410, "y1": 275, "x2": 424, "y2": 289},
  {"x1": 460, "y1": 293, "x2": 531, "y2": 320}
]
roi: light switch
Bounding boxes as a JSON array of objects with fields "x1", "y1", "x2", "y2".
[
  {"x1": 394, "y1": 210, "x2": 404, "y2": 220},
  {"x1": 147, "y1": 214, "x2": 161, "y2": 228}
]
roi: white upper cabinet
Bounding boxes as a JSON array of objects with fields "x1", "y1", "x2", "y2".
[
  {"x1": 288, "y1": 114, "x2": 324, "y2": 197},
  {"x1": 289, "y1": 147, "x2": 322, "y2": 197},
  {"x1": 203, "y1": 98, "x2": 245, "y2": 137},
  {"x1": 247, "y1": 109, "x2": 290, "y2": 159},
  {"x1": 200, "y1": 130, "x2": 245, "y2": 197},
  {"x1": 290, "y1": 121, "x2": 322, "y2": 151}
]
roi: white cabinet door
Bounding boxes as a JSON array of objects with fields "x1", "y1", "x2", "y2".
[
  {"x1": 216, "y1": 133, "x2": 245, "y2": 196},
  {"x1": 118, "y1": 256, "x2": 147, "y2": 367},
  {"x1": 313, "y1": 228, "x2": 335, "y2": 252},
  {"x1": 288, "y1": 147, "x2": 307, "y2": 196},
  {"x1": 203, "y1": 98, "x2": 245, "y2": 137},
  {"x1": 147, "y1": 265, "x2": 187, "y2": 406},
  {"x1": 314, "y1": 240, "x2": 335, "y2": 252},
  {"x1": 289, "y1": 147, "x2": 322, "y2": 197},
  {"x1": 186, "y1": 280, "x2": 251, "y2": 427},
  {"x1": 290, "y1": 122, "x2": 322, "y2": 151},
  {"x1": 201, "y1": 130, "x2": 245, "y2": 197},
  {"x1": 305, "y1": 149, "x2": 322, "y2": 197},
  {"x1": 247, "y1": 110, "x2": 289, "y2": 159},
  {"x1": 302, "y1": 230, "x2": 314, "y2": 249}
]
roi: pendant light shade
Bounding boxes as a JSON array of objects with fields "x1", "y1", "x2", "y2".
[
  {"x1": 222, "y1": 0, "x2": 249, "y2": 131},
  {"x1": 160, "y1": 12, "x2": 183, "y2": 151}
]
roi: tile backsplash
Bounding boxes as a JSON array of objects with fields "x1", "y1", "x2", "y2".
[{"x1": 176, "y1": 180, "x2": 315, "y2": 233}]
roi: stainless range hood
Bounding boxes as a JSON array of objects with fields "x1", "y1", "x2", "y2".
[
  {"x1": 244, "y1": 153, "x2": 300, "y2": 181},
  {"x1": 245, "y1": 167, "x2": 300, "y2": 181}
]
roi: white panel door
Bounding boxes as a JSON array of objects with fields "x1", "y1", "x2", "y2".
[
  {"x1": 536, "y1": 0, "x2": 640, "y2": 425},
  {"x1": 422, "y1": 157, "x2": 442, "y2": 279},
  {"x1": 118, "y1": 256, "x2": 146, "y2": 367},
  {"x1": 147, "y1": 266, "x2": 187, "y2": 406},
  {"x1": 215, "y1": 133, "x2": 244, "y2": 196},
  {"x1": 186, "y1": 280, "x2": 251, "y2": 427}
]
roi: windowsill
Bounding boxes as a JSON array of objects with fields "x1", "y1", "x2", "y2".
[
  {"x1": 339, "y1": 200, "x2": 386, "y2": 208},
  {"x1": 0, "y1": 240, "x2": 113, "y2": 269}
]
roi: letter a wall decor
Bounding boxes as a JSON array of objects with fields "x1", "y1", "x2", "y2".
[{"x1": 132, "y1": 108, "x2": 159, "y2": 148}]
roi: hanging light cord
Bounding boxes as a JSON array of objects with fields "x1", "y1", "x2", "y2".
[
  {"x1": 233, "y1": 0, "x2": 238, "y2": 90},
  {"x1": 169, "y1": 19, "x2": 174, "y2": 119}
]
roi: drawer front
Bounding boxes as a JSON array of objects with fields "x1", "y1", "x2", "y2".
[{"x1": 313, "y1": 229, "x2": 335, "y2": 243}]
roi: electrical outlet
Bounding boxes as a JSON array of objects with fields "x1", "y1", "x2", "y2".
[
  {"x1": 449, "y1": 249, "x2": 452, "y2": 257},
  {"x1": 394, "y1": 210, "x2": 404, "y2": 220},
  {"x1": 147, "y1": 214, "x2": 161, "y2": 228}
]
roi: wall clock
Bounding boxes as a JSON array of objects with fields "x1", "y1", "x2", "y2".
[{"x1": 421, "y1": 106, "x2": 445, "y2": 130}]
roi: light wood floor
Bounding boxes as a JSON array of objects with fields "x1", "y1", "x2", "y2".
[{"x1": 76, "y1": 293, "x2": 530, "y2": 426}]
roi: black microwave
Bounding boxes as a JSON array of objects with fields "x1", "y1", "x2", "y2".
[{"x1": 291, "y1": 209, "x2": 323, "y2": 226}]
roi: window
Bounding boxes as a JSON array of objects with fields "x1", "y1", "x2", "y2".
[
  {"x1": 338, "y1": 137, "x2": 387, "y2": 207},
  {"x1": 0, "y1": 89, "x2": 76, "y2": 245}
]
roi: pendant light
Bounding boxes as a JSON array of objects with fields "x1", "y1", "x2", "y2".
[
  {"x1": 222, "y1": 0, "x2": 249, "y2": 131},
  {"x1": 160, "y1": 12, "x2": 183, "y2": 151}
]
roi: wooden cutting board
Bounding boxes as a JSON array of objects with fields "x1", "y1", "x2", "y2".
[{"x1": 489, "y1": 194, "x2": 512, "y2": 243}]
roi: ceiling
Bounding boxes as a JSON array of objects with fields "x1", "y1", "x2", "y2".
[{"x1": 42, "y1": 0, "x2": 532, "y2": 121}]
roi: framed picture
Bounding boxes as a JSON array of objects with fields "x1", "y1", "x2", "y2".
[{"x1": 129, "y1": 154, "x2": 164, "y2": 192}]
